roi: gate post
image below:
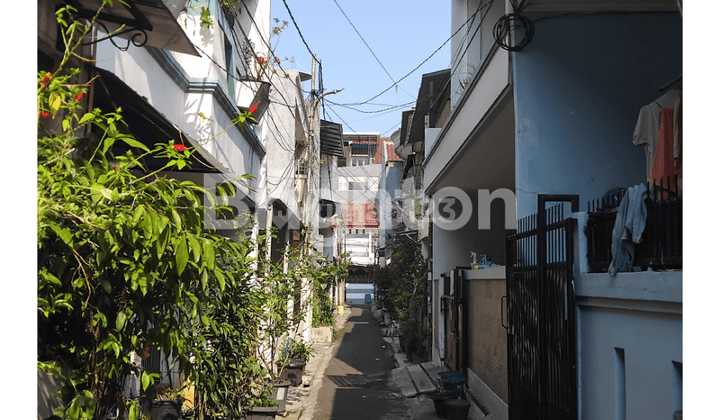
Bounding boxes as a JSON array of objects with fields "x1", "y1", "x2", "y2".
[{"x1": 537, "y1": 195, "x2": 578, "y2": 419}]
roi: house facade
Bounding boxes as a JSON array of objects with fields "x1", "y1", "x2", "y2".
[
  {"x1": 37, "y1": 0, "x2": 328, "y2": 417},
  {"x1": 422, "y1": 1, "x2": 682, "y2": 419},
  {"x1": 320, "y1": 132, "x2": 385, "y2": 283}
]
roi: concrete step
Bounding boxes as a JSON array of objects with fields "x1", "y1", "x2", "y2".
[
  {"x1": 407, "y1": 364, "x2": 436, "y2": 395},
  {"x1": 420, "y1": 361, "x2": 443, "y2": 389},
  {"x1": 391, "y1": 366, "x2": 418, "y2": 398}
]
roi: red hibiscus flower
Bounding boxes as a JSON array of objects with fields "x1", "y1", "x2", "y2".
[
  {"x1": 41, "y1": 74, "x2": 53, "y2": 85},
  {"x1": 76, "y1": 93, "x2": 84, "y2": 101},
  {"x1": 275, "y1": 57, "x2": 280, "y2": 63},
  {"x1": 258, "y1": 56, "x2": 265, "y2": 63},
  {"x1": 174, "y1": 144, "x2": 186, "y2": 152},
  {"x1": 249, "y1": 102, "x2": 258, "y2": 114}
]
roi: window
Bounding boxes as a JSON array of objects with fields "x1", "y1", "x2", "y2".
[
  {"x1": 349, "y1": 177, "x2": 366, "y2": 191},
  {"x1": 351, "y1": 157, "x2": 370, "y2": 166},
  {"x1": 223, "y1": 31, "x2": 235, "y2": 99}
]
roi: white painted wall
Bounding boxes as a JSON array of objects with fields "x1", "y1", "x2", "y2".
[{"x1": 262, "y1": 69, "x2": 311, "y2": 225}]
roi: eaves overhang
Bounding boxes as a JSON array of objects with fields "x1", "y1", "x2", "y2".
[
  {"x1": 67, "y1": 0, "x2": 200, "y2": 56},
  {"x1": 408, "y1": 69, "x2": 451, "y2": 145},
  {"x1": 399, "y1": 109, "x2": 414, "y2": 147}
]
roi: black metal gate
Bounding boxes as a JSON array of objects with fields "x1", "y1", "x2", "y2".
[
  {"x1": 505, "y1": 195, "x2": 578, "y2": 420},
  {"x1": 441, "y1": 267, "x2": 467, "y2": 372}
]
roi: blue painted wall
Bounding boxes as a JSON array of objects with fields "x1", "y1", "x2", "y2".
[
  {"x1": 578, "y1": 304, "x2": 682, "y2": 419},
  {"x1": 513, "y1": 13, "x2": 682, "y2": 218}
]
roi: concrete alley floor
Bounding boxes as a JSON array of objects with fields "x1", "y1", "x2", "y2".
[{"x1": 304, "y1": 304, "x2": 438, "y2": 420}]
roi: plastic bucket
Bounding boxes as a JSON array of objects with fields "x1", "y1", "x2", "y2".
[
  {"x1": 438, "y1": 371, "x2": 466, "y2": 393},
  {"x1": 445, "y1": 399, "x2": 470, "y2": 420}
]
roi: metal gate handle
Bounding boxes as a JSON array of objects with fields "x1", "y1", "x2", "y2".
[{"x1": 501, "y1": 295, "x2": 508, "y2": 330}]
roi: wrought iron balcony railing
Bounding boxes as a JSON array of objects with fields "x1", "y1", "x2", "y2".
[{"x1": 585, "y1": 175, "x2": 682, "y2": 272}]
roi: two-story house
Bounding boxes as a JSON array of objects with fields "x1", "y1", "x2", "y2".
[{"x1": 422, "y1": 1, "x2": 682, "y2": 419}]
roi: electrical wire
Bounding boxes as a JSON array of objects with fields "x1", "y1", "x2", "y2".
[
  {"x1": 330, "y1": 2, "x2": 491, "y2": 107},
  {"x1": 325, "y1": 100, "x2": 415, "y2": 114},
  {"x1": 331, "y1": 0, "x2": 415, "y2": 101},
  {"x1": 381, "y1": 121, "x2": 401, "y2": 137},
  {"x1": 280, "y1": 0, "x2": 324, "y2": 97},
  {"x1": 493, "y1": 13, "x2": 534, "y2": 51},
  {"x1": 235, "y1": 2, "x2": 315, "y2": 96},
  {"x1": 409, "y1": 0, "x2": 496, "y2": 122}
]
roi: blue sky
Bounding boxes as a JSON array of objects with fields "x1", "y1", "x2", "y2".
[{"x1": 270, "y1": 0, "x2": 452, "y2": 137}]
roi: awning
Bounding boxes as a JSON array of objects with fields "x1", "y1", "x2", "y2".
[
  {"x1": 67, "y1": 0, "x2": 200, "y2": 56},
  {"x1": 320, "y1": 120, "x2": 345, "y2": 157},
  {"x1": 408, "y1": 69, "x2": 450, "y2": 144},
  {"x1": 399, "y1": 109, "x2": 414, "y2": 148}
]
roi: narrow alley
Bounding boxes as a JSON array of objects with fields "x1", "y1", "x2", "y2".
[
  {"x1": 313, "y1": 305, "x2": 410, "y2": 420},
  {"x1": 34, "y1": 1, "x2": 687, "y2": 420},
  {"x1": 285, "y1": 305, "x2": 440, "y2": 420}
]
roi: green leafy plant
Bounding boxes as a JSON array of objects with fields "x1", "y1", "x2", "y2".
[
  {"x1": 281, "y1": 338, "x2": 314, "y2": 362},
  {"x1": 253, "y1": 230, "x2": 310, "y2": 384},
  {"x1": 37, "y1": 3, "x2": 260, "y2": 420},
  {"x1": 37, "y1": 3, "x2": 342, "y2": 420},
  {"x1": 199, "y1": 6, "x2": 213, "y2": 28},
  {"x1": 373, "y1": 232, "x2": 428, "y2": 355},
  {"x1": 309, "y1": 251, "x2": 349, "y2": 328}
]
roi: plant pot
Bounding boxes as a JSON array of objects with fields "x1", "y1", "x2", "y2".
[
  {"x1": 280, "y1": 359, "x2": 306, "y2": 386},
  {"x1": 272, "y1": 380, "x2": 291, "y2": 413},
  {"x1": 243, "y1": 405, "x2": 279, "y2": 420},
  {"x1": 445, "y1": 399, "x2": 470, "y2": 420},
  {"x1": 429, "y1": 391, "x2": 462, "y2": 419},
  {"x1": 148, "y1": 399, "x2": 182, "y2": 420}
]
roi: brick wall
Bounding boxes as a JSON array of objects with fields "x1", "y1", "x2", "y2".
[{"x1": 466, "y1": 277, "x2": 508, "y2": 403}]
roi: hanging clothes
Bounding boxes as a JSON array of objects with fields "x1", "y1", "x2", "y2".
[
  {"x1": 633, "y1": 89, "x2": 681, "y2": 181},
  {"x1": 609, "y1": 183, "x2": 651, "y2": 277},
  {"x1": 652, "y1": 108, "x2": 682, "y2": 195}
]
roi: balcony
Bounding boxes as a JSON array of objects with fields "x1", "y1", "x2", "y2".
[{"x1": 585, "y1": 175, "x2": 682, "y2": 273}]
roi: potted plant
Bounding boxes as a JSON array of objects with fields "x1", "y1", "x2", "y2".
[
  {"x1": 148, "y1": 384, "x2": 185, "y2": 420},
  {"x1": 277, "y1": 339, "x2": 312, "y2": 386},
  {"x1": 242, "y1": 382, "x2": 280, "y2": 420},
  {"x1": 289, "y1": 340, "x2": 314, "y2": 363},
  {"x1": 271, "y1": 379, "x2": 291, "y2": 413}
]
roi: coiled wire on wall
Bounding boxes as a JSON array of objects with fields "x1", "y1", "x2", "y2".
[{"x1": 493, "y1": 13, "x2": 535, "y2": 51}]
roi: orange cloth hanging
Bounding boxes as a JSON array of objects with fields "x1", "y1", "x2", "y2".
[{"x1": 651, "y1": 108, "x2": 681, "y2": 196}]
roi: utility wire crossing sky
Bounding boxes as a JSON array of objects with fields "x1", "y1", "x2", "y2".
[{"x1": 271, "y1": 0, "x2": 452, "y2": 136}]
